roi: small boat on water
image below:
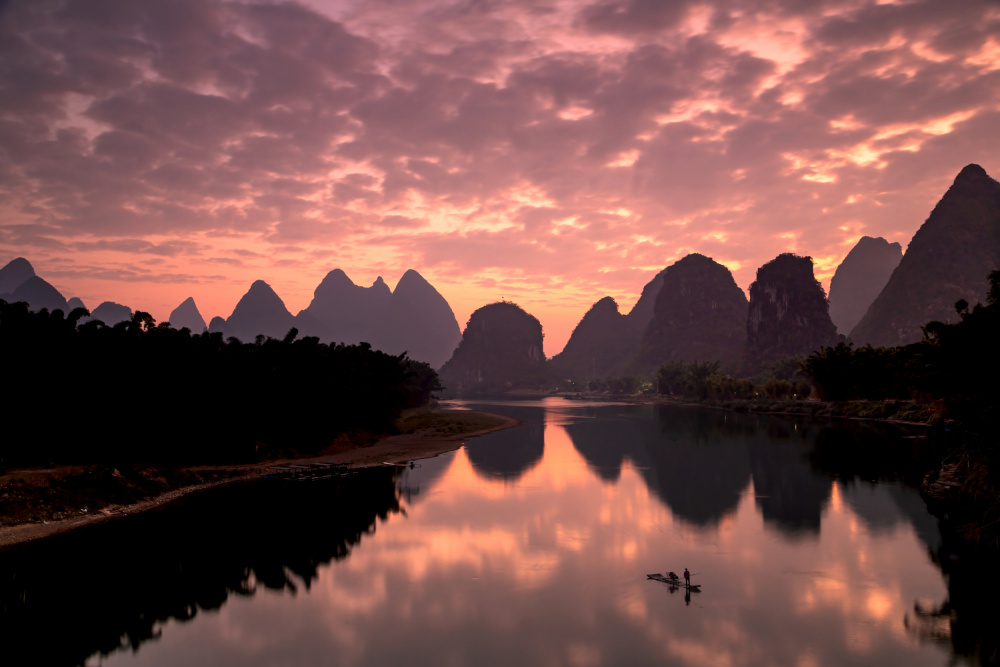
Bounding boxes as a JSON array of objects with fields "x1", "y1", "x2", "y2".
[{"x1": 646, "y1": 573, "x2": 702, "y2": 591}]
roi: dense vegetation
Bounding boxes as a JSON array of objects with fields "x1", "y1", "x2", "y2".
[
  {"x1": 0, "y1": 300, "x2": 441, "y2": 467},
  {"x1": 801, "y1": 269, "x2": 1000, "y2": 426},
  {"x1": 803, "y1": 270, "x2": 1000, "y2": 554}
]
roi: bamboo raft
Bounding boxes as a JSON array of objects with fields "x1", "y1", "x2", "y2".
[{"x1": 647, "y1": 573, "x2": 702, "y2": 591}]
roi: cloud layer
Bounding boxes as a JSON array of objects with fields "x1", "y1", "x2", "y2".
[{"x1": 2, "y1": 0, "x2": 999, "y2": 352}]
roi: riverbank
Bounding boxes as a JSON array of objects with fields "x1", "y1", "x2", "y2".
[
  {"x1": 509, "y1": 389, "x2": 941, "y2": 425},
  {"x1": 0, "y1": 407, "x2": 519, "y2": 551}
]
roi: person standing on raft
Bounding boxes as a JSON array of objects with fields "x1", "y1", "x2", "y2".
[{"x1": 684, "y1": 568, "x2": 691, "y2": 586}]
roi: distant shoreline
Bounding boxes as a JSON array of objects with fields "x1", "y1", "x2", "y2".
[
  {"x1": 503, "y1": 389, "x2": 937, "y2": 426},
  {"x1": 0, "y1": 408, "x2": 520, "y2": 552}
]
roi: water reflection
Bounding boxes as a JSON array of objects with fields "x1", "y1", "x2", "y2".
[
  {"x1": 565, "y1": 406, "x2": 753, "y2": 526},
  {"x1": 0, "y1": 469, "x2": 400, "y2": 666},
  {"x1": 6, "y1": 401, "x2": 996, "y2": 666},
  {"x1": 464, "y1": 404, "x2": 546, "y2": 481}
]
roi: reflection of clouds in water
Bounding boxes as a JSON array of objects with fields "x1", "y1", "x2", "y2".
[
  {"x1": 302, "y1": 423, "x2": 940, "y2": 666},
  {"x1": 98, "y1": 406, "x2": 950, "y2": 667}
]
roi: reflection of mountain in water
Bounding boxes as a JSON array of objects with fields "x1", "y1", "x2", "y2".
[
  {"x1": 565, "y1": 405, "x2": 938, "y2": 540},
  {"x1": 464, "y1": 404, "x2": 545, "y2": 481},
  {"x1": 840, "y1": 482, "x2": 941, "y2": 554},
  {"x1": 0, "y1": 468, "x2": 401, "y2": 666},
  {"x1": 566, "y1": 406, "x2": 754, "y2": 527},
  {"x1": 747, "y1": 421, "x2": 831, "y2": 536}
]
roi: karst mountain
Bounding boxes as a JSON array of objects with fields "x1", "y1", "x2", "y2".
[{"x1": 852, "y1": 164, "x2": 1000, "y2": 346}]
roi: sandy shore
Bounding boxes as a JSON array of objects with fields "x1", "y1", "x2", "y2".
[{"x1": 0, "y1": 409, "x2": 519, "y2": 551}]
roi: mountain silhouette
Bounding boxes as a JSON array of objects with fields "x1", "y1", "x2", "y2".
[
  {"x1": 67, "y1": 297, "x2": 86, "y2": 312},
  {"x1": 438, "y1": 301, "x2": 546, "y2": 394},
  {"x1": 208, "y1": 316, "x2": 227, "y2": 334},
  {"x1": 381, "y1": 269, "x2": 461, "y2": 369},
  {"x1": 744, "y1": 254, "x2": 840, "y2": 372},
  {"x1": 223, "y1": 280, "x2": 296, "y2": 342},
  {"x1": 549, "y1": 268, "x2": 666, "y2": 379},
  {"x1": 87, "y1": 301, "x2": 132, "y2": 325},
  {"x1": 635, "y1": 253, "x2": 748, "y2": 372},
  {"x1": 549, "y1": 297, "x2": 633, "y2": 379},
  {"x1": 827, "y1": 237, "x2": 901, "y2": 336},
  {"x1": 851, "y1": 164, "x2": 1000, "y2": 346},
  {"x1": 168, "y1": 297, "x2": 207, "y2": 333},
  {"x1": 0, "y1": 257, "x2": 35, "y2": 295},
  {"x1": 628, "y1": 269, "x2": 665, "y2": 330},
  {"x1": 297, "y1": 269, "x2": 392, "y2": 345},
  {"x1": 295, "y1": 269, "x2": 460, "y2": 367},
  {"x1": 10, "y1": 276, "x2": 68, "y2": 313}
]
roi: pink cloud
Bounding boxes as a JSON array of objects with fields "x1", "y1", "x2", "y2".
[{"x1": 1, "y1": 0, "x2": 998, "y2": 354}]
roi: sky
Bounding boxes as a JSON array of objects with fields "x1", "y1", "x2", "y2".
[{"x1": 1, "y1": 0, "x2": 999, "y2": 355}]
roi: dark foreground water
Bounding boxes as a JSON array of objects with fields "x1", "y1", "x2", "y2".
[{"x1": 2, "y1": 399, "x2": 995, "y2": 666}]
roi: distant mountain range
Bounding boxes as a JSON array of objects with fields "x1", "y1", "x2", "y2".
[
  {"x1": 544, "y1": 250, "x2": 834, "y2": 379},
  {"x1": 0, "y1": 260, "x2": 461, "y2": 369},
  {"x1": 534, "y1": 164, "x2": 999, "y2": 386},
  {"x1": 4, "y1": 163, "x2": 997, "y2": 386},
  {"x1": 210, "y1": 269, "x2": 462, "y2": 368}
]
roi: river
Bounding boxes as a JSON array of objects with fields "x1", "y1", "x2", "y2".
[{"x1": 2, "y1": 398, "x2": 992, "y2": 666}]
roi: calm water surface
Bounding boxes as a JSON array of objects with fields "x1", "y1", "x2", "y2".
[{"x1": 3, "y1": 399, "x2": 978, "y2": 666}]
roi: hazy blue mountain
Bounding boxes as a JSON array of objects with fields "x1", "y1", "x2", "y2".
[
  {"x1": 169, "y1": 297, "x2": 207, "y2": 333},
  {"x1": 67, "y1": 297, "x2": 86, "y2": 312},
  {"x1": 10, "y1": 276, "x2": 68, "y2": 313},
  {"x1": 744, "y1": 254, "x2": 840, "y2": 372},
  {"x1": 438, "y1": 301, "x2": 547, "y2": 395},
  {"x1": 635, "y1": 253, "x2": 748, "y2": 372},
  {"x1": 208, "y1": 316, "x2": 227, "y2": 335},
  {"x1": 88, "y1": 301, "x2": 132, "y2": 325},
  {"x1": 852, "y1": 164, "x2": 1000, "y2": 346},
  {"x1": 224, "y1": 280, "x2": 295, "y2": 342},
  {"x1": 828, "y1": 237, "x2": 901, "y2": 336},
  {"x1": 0, "y1": 257, "x2": 35, "y2": 295}
]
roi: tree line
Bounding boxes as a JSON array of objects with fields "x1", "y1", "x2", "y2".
[
  {"x1": 800, "y1": 269, "x2": 1000, "y2": 430},
  {"x1": 0, "y1": 300, "x2": 441, "y2": 467}
]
